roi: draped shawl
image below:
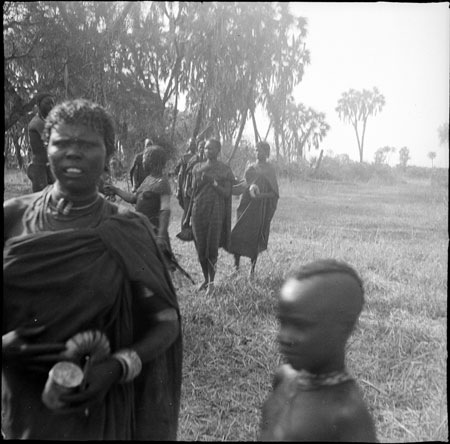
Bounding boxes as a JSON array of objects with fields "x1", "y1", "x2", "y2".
[
  {"x1": 191, "y1": 161, "x2": 234, "y2": 261},
  {"x1": 3, "y1": 202, "x2": 182, "y2": 440},
  {"x1": 227, "y1": 162, "x2": 279, "y2": 258}
]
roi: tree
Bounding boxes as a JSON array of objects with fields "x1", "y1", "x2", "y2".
[
  {"x1": 182, "y1": 2, "x2": 310, "y2": 163},
  {"x1": 4, "y1": 1, "x2": 310, "y2": 169},
  {"x1": 428, "y1": 151, "x2": 436, "y2": 168},
  {"x1": 398, "y1": 146, "x2": 410, "y2": 168},
  {"x1": 438, "y1": 122, "x2": 449, "y2": 147},
  {"x1": 374, "y1": 146, "x2": 395, "y2": 165},
  {"x1": 336, "y1": 87, "x2": 385, "y2": 163},
  {"x1": 284, "y1": 100, "x2": 330, "y2": 162}
]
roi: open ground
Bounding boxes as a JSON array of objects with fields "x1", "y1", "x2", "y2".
[{"x1": 4, "y1": 169, "x2": 448, "y2": 442}]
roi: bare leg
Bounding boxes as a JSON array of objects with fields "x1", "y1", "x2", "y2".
[
  {"x1": 206, "y1": 258, "x2": 216, "y2": 294},
  {"x1": 250, "y1": 255, "x2": 258, "y2": 279},
  {"x1": 234, "y1": 254, "x2": 240, "y2": 271},
  {"x1": 198, "y1": 259, "x2": 209, "y2": 291}
]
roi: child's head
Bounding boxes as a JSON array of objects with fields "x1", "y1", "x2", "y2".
[{"x1": 278, "y1": 259, "x2": 364, "y2": 373}]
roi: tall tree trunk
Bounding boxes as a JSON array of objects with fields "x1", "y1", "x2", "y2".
[
  {"x1": 264, "y1": 121, "x2": 272, "y2": 142},
  {"x1": 227, "y1": 83, "x2": 253, "y2": 164},
  {"x1": 227, "y1": 106, "x2": 248, "y2": 164},
  {"x1": 250, "y1": 107, "x2": 260, "y2": 145},
  {"x1": 171, "y1": 80, "x2": 179, "y2": 143},
  {"x1": 359, "y1": 118, "x2": 368, "y2": 163},
  {"x1": 353, "y1": 122, "x2": 363, "y2": 163},
  {"x1": 313, "y1": 149, "x2": 324, "y2": 176},
  {"x1": 274, "y1": 123, "x2": 280, "y2": 160}
]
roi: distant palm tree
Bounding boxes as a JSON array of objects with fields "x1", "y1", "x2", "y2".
[
  {"x1": 427, "y1": 151, "x2": 437, "y2": 168},
  {"x1": 336, "y1": 87, "x2": 385, "y2": 162}
]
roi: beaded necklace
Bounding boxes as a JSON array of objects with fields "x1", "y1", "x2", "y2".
[
  {"x1": 24, "y1": 187, "x2": 105, "y2": 232},
  {"x1": 285, "y1": 364, "x2": 354, "y2": 391},
  {"x1": 50, "y1": 194, "x2": 101, "y2": 218}
]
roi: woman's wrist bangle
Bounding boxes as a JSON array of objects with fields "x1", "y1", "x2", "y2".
[{"x1": 112, "y1": 349, "x2": 142, "y2": 383}]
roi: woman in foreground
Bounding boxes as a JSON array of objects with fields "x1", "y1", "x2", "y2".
[{"x1": 3, "y1": 99, "x2": 182, "y2": 440}]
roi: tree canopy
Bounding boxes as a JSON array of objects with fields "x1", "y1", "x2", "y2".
[
  {"x1": 4, "y1": 1, "x2": 331, "y2": 169},
  {"x1": 336, "y1": 87, "x2": 385, "y2": 163},
  {"x1": 437, "y1": 122, "x2": 449, "y2": 147},
  {"x1": 398, "y1": 146, "x2": 410, "y2": 168}
]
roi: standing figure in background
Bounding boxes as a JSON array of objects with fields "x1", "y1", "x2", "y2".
[
  {"x1": 228, "y1": 141, "x2": 279, "y2": 278},
  {"x1": 3, "y1": 99, "x2": 182, "y2": 440},
  {"x1": 180, "y1": 140, "x2": 206, "y2": 230},
  {"x1": 130, "y1": 139, "x2": 152, "y2": 192},
  {"x1": 259, "y1": 259, "x2": 377, "y2": 442},
  {"x1": 27, "y1": 92, "x2": 55, "y2": 192},
  {"x1": 174, "y1": 138, "x2": 198, "y2": 223},
  {"x1": 105, "y1": 145, "x2": 174, "y2": 264},
  {"x1": 191, "y1": 139, "x2": 234, "y2": 294}
]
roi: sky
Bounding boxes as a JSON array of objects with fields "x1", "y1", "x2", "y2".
[{"x1": 251, "y1": 2, "x2": 449, "y2": 168}]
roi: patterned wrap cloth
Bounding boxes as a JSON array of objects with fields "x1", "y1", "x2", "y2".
[{"x1": 191, "y1": 160, "x2": 234, "y2": 263}]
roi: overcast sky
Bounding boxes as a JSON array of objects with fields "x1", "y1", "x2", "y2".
[{"x1": 253, "y1": 2, "x2": 449, "y2": 168}]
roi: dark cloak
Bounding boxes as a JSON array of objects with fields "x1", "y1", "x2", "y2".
[
  {"x1": 3, "y1": 209, "x2": 182, "y2": 440},
  {"x1": 191, "y1": 161, "x2": 234, "y2": 262},
  {"x1": 227, "y1": 162, "x2": 279, "y2": 259}
]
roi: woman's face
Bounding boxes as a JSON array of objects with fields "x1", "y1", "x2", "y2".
[
  {"x1": 256, "y1": 145, "x2": 269, "y2": 162},
  {"x1": 39, "y1": 96, "x2": 55, "y2": 119},
  {"x1": 204, "y1": 141, "x2": 220, "y2": 160},
  {"x1": 47, "y1": 123, "x2": 106, "y2": 199}
]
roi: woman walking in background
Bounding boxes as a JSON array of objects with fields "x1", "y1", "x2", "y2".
[
  {"x1": 228, "y1": 141, "x2": 279, "y2": 278},
  {"x1": 191, "y1": 139, "x2": 234, "y2": 294},
  {"x1": 105, "y1": 144, "x2": 173, "y2": 256}
]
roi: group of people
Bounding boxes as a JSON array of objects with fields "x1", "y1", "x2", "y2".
[
  {"x1": 3, "y1": 97, "x2": 377, "y2": 441},
  {"x1": 174, "y1": 137, "x2": 280, "y2": 294}
]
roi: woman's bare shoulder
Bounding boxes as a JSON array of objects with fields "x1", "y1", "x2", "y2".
[
  {"x1": 4, "y1": 193, "x2": 40, "y2": 240},
  {"x1": 4, "y1": 193, "x2": 40, "y2": 217}
]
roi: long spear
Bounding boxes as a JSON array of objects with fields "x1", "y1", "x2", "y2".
[{"x1": 163, "y1": 248, "x2": 195, "y2": 285}]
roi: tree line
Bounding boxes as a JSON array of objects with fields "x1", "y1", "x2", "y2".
[
  {"x1": 7, "y1": 2, "x2": 444, "y2": 171},
  {"x1": 4, "y1": 1, "x2": 327, "y2": 168}
]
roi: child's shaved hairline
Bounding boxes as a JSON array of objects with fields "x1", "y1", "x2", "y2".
[{"x1": 289, "y1": 259, "x2": 365, "y2": 303}]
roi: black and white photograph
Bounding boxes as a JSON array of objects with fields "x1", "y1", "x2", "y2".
[{"x1": 3, "y1": 1, "x2": 448, "y2": 441}]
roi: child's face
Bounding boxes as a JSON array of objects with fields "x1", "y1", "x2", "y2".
[{"x1": 278, "y1": 277, "x2": 348, "y2": 373}]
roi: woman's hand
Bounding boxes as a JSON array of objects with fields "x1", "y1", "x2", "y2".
[
  {"x1": 58, "y1": 358, "x2": 122, "y2": 412},
  {"x1": 2, "y1": 326, "x2": 66, "y2": 372},
  {"x1": 103, "y1": 184, "x2": 117, "y2": 197}
]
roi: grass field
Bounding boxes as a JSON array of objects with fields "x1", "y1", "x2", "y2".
[{"x1": 4, "y1": 169, "x2": 448, "y2": 442}]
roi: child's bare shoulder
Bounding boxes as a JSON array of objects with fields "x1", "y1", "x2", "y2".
[{"x1": 331, "y1": 383, "x2": 377, "y2": 441}]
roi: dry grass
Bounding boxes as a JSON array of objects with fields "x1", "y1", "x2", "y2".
[{"x1": 4, "y1": 169, "x2": 448, "y2": 442}]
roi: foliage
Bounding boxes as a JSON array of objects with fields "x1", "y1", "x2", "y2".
[
  {"x1": 4, "y1": 1, "x2": 311, "y2": 169},
  {"x1": 374, "y1": 146, "x2": 396, "y2": 165},
  {"x1": 437, "y1": 122, "x2": 449, "y2": 147},
  {"x1": 283, "y1": 99, "x2": 330, "y2": 162},
  {"x1": 258, "y1": 5, "x2": 310, "y2": 160},
  {"x1": 336, "y1": 87, "x2": 385, "y2": 163},
  {"x1": 427, "y1": 151, "x2": 437, "y2": 168},
  {"x1": 397, "y1": 146, "x2": 410, "y2": 168}
]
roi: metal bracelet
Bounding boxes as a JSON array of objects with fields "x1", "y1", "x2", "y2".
[{"x1": 112, "y1": 349, "x2": 142, "y2": 383}]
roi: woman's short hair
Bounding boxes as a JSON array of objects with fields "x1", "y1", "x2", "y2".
[
  {"x1": 256, "y1": 141, "x2": 270, "y2": 156},
  {"x1": 43, "y1": 99, "x2": 116, "y2": 158},
  {"x1": 143, "y1": 145, "x2": 168, "y2": 176},
  {"x1": 206, "y1": 138, "x2": 221, "y2": 152}
]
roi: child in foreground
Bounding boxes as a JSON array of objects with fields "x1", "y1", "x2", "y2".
[{"x1": 259, "y1": 259, "x2": 377, "y2": 442}]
